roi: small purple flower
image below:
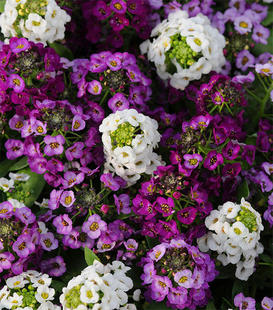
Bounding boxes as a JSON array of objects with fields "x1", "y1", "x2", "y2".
[
  {"x1": 262, "y1": 162, "x2": 273, "y2": 175},
  {"x1": 72, "y1": 115, "x2": 85, "y2": 131},
  {"x1": 151, "y1": 276, "x2": 172, "y2": 301},
  {"x1": 232, "y1": 72, "x2": 255, "y2": 84},
  {"x1": 40, "y1": 232, "x2": 59, "y2": 251},
  {"x1": 60, "y1": 191, "x2": 75, "y2": 208},
  {"x1": 110, "y1": 0, "x2": 127, "y2": 14},
  {"x1": 222, "y1": 141, "x2": 240, "y2": 160},
  {"x1": 41, "y1": 256, "x2": 66, "y2": 277},
  {"x1": 62, "y1": 171, "x2": 84, "y2": 188},
  {"x1": 13, "y1": 235, "x2": 35, "y2": 258},
  {"x1": 114, "y1": 193, "x2": 131, "y2": 214},
  {"x1": 87, "y1": 80, "x2": 102, "y2": 95},
  {"x1": 203, "y1": 151, "x2": 223, "y2": 170},
  {"x1": 0, "y1": 252, "x2": 14, "y2": 271},
  {"x1": 234, "y1": 293, "x2": 256, "y2": 310},
  {"x1": 108, "y1": 93, "x2": 129, "y2": 112},
  {"x1": 211, "y1": 91, "x2": 224, "y2": 105},
  {"x1": 0, "y1": 201, "x2": 13, "y2": 218},
  {"x1": 93, "y1": 1, "x2": 111, "y2": 20},
  {"x1": 223, "y1": 163, "x2": 241, "y2": 178},
  {"x1": 5, "y1": 139, "x2": 24, "y2": 160},
  {"x1": 261, "y1": 297, "x2": 273, "y2": 310},
  {"x1": 9, "y1": 114, "x2": 24, "y2": 132},
  {"x1": 252, "y1": 24, "x2": 270, "y2": 45},
  {"x1": 174, "y1": 269, "x2": 194, "y2": 289},
  {"x1": 53, "y1": 214, "x2": 73, "y2": 235},
  {"x1": 97, "y1": 232, "x2": 116, "y2": 252},
  {"x1": 255, "y1": 63, "x2": 273, "y2": 76},
  {"x1": 177, "y1": 207, "x2": 197, "y2": 225},
  {"x1": 183, "y1": 153, "x2": 203, "y2": 169},
  {"x1": 155, "y1": 197, "x2": 175, "y2": 217},
  {"x1": 8, "y1": 74, "x2": 25, "y2": 93},
  {"x1": 10, "y1": 38, "x2": 30, "y2": 53},
  {"x1": 15, "y1": 207, "x2": 36, "y2": 225},
  {"x1": 65, "y1": 142, "x2": 84, "y2": 161},
  {"x1": 44, "y1": 135, "x2": 65, "y2": 156},
  {"x1": 167, "y1": 287, "x2": 187, "y2": 307},
  {"x1": 241, "y1": 145, "x2": 256, "y2": 165},
  {"x1": 82, "y1": 214, "x2": 107, "y2": 239},
  {"x1": 234, "y1": 16, "x2": 252, "y2": 34},
  {"x1": 100, "y1": 173, "x2": 120, "y2": 191},
  {"x1": 106, "y1": 55, "x2": 122, "y2": 71},
  {"x1": 236, "y1": 50, "x2": 255, "y2": 71},
  {"x1": 148, "y1": 244, "x2": 166, "y2": 261},
  {"x1": 124, "y1": 239, "x2": 138, "y2": 252},
  {"x1": 62, "y1": 229, "x2": 80, "y2": 249}
]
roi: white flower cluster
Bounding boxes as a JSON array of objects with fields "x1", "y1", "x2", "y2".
[
  {"x1": 0, "y1": 270, "x2": 59, "y2": 310},
  {"x1": 140, "y1": 10, "x2": 226, "y2": 90},
  {"x1": 0, "y1": 0, "x2": 71, "y2": 45},
  {"x1": 60, "y1": 260, "x2": 137, "y2": 310},
  {"x1": 197, "y1": 198, "x2": 264, "y2": 281},
  {"x1": 0, "y1": 172, "x2": 29, "y2": 192},
  {"x1": 99, "y1": 109, "x2": 163, "y2": 185}
]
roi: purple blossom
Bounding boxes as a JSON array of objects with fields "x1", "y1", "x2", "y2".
[
  {"x1": 106, "y1": 54, "x2": 122, "y2": 71},
  {"x1": 41, "y1": 256, "x2": 66, "y2": 277},
  {"x1": 8, "y1": 74, "x2": 25, "y2": 93},
  {"x1": 148, "y1": 244, "x2": 166, "y2": 261},
  {"x1": 174, "y1": 269, "x2": 194, "y2": 289},
  {"x1": 108, "y1": 93, "x2": 129, "y2": 112},
  {"x1": 261, "y1": 297, "x2": 273, "y2": 310},
  {"x1": 60, "y1": 190, "x2": 75, "y2": 208},
  {"x1": 9, "y1": 37, "x2": 30, "y2": 53},
  {"x1": 252, "y1": 24, "x2": 270, "y2": 45},
  {"x1": 114, "y1": 193, "x2": 131, "y2": 214},
  {"x1": 183, "y1": 153, "x2": 203, "y2": 169},
  {"x1": 234, "y1": 293, "x2": 256, "y2": 310},
  {"x1": 155, "y1": 197, "x2": 175, "y2": 217},
  {"x1": 204, "y1": 151, "x2": 223, "y2": 170},
  {"x1": 100, "y1": 173, "x2": 120, "y2": 191},
  {"x1": 110, "y1": 0, "x2": 127, "y2": 14},
  {"x1": 15, "y1": 207, "x2": 36, "y2": 225},
  {"x1": 234, "y1": 16, "x2": 252, "y2": 34},
  {"x1": 65, "y1": 142, "x2": 84, "y2": 161},
  {"x1": 40, "y1": 232, "x2": 59, "y2": 251},
  {"x1": 12, "y1": 235, "x2": 35, "y2": 258},
  {"x1": 0, "y1": 201, "x2": 13, "y2": 218},
  {"x1": 222, "y1": 141, "x2": 241, "y2": 160},
  {"x1": 236, "y1": 50, "x2": 255, "y2": 71},
  {"x1": 82, "y1": 214, "x2": 107, "y2": 239},
  {"x1": 72, "y1": 115, "x2": 85, "y2": 131},
  {"x1": 151, "y1": 275, "x2": 172, "y2": 301},
  {"x1": 53, "y1": 214, "x2": 73, "y2": 235},
  {"x1": 5, "y1": 139, "x2": 24, "y2": 160},
  {"x1": 177, "y1": 207, "x2": 197, "y2": 225},
  {"x1": 87, "y1": 80, "x2": 102, "y2": 95},
  {"x1": 44, "y1": 135, "x2": 65, "y2": 156},
  {"x1": 62, "y1": 171, "x2": 84, "y2": 188}
]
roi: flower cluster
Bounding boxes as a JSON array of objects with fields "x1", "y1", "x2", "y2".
[
  {"x1": 140, "y1": 10, "x2": 226, "y2": 90},
  {"x1": 140, "y1": 238, "x2": 218, "y2": 309},
  {"x1": 60, "y1": 260, "x2": 135, "y2": 309},
  {"x1": 0, "y1": 270, "x2": 59, "y2": 309},
  {"x1": 99, "y1": 109, "x2": 162, "y2": 185},
  {"x1": 68, "y1": 50, "x2": 152, "y2": 113},
  {"x1": 198, "y1": 198, "x2": 264, "y2": 281},
  {"x1": 0, "y1": 0, "x2": 71, "y2": 45}
]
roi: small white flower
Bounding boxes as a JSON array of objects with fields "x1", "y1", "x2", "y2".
[
  {"x1": 221, "y1": 201, "x2": 240, "y2": 219},
  {"x1": 205, "y1": 210, "x2": 223, "y2": 231},
  {"x1": 80, "y1": 284, "x2": 99, "y2": 304},
  {"x1": 32, "y1": 274, "x2": 52, "y2": 288},
  {"x1": 132, "y1": 289, "x2": 141, "y2": 302},
  {"x1": 6, "y1": 276, "x2": 28, "y2": 289},
  {"x1": 235, "y1": 262, "x2": 254, "y2": 281},
  {"x1": 35, "y1": 199, "x2": 49, "y2": 208},
  {"x1": 0, "y1": 177, "x2": 14, "y2": 192},
  {"x1": 7, "y1": 292, "x2": 23, "y2": 308},
  {"x1": 35, "y1": 285, "x2": 55, "y2": 303},
  {"x1": 8, "y1": 198, "x2": 25, "y2": 209},
  {"x1": 25, "y1": 13, "x2": 47, "y2": 34},
  {"x1": 228, "y1": 221, "x2": 248, "y2": 241},
  {"x1": 9, "y1": 173, "x2": 30, "y2": 182}
]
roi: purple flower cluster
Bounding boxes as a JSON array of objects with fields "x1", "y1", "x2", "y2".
[
  {"x1": 69, "y1": 51, "x2": 152, "y2": 113},
  {"x1": 81, "y1": 0, "x2": 152, "y2": 49},
  {"x1": 140, "y1": 238, "x2": 218, "y2": 309}
]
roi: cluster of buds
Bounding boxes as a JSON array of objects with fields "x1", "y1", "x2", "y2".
[{"x1": 198, "y1": 198, "x2": 264, "y2": 281}]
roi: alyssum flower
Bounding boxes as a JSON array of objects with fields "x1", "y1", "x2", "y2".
[
  {"x1": 0, "y1": 0, "x2": 71, "y2": 45},
  {"x1": 197, "y1": 198, "x2": 264, "y2": 281},
  {"x1": 99, "y1": 109, "x2": 163, "y2": 185},
  {"x1": 140, "y1": 10, "x2": 226, "y2": 90}
]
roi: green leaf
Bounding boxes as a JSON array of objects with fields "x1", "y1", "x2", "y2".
[
  {"x1": 262, "y1": 5, "x2": 273, "y2": 26},
  {"x1": 232, "y1": 279, "x2": 245, "y2": 299},
  {"x1": 19, "y1": 168, "x2": 45, "y2": 207},
  {"x1": 0, "y1": 0, "x2": 6, "y2": 13},
  {"x1": 9, "y1": 156, "x2": 28, "y2": 171},
  {"x1": 84, "y1": 247, "x2": 100, "y2": 266},
  {"x1": 237, "y1": 180, "x2": 249, "y2": 201},
  {"x1": 206, "y1": 301, "x2": 217, "y2": 310},
  {"x1": 49, "y1": 42, "x2": 74, "y2": 60},
  {"x1": 0, "y1": 159, "x2": 16, "y2": 177},
  {"x1": 260, "y1": 254, "x2": 273, "y2": 264}
]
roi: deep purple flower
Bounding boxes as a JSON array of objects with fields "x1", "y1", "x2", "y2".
[
  {"x1": 40, "y1": 232, "x2": 59, "y2": 251},
  {"x1": 93, "y1": 1, "x2": 111, "y2": 20},
  {"x1": 65, "y1": 142, "x2": 84, "y2": 161},
  {"x1": 9, "y1": 114, "x2": 24, "y2": 132},
  {"x1": 177, "y1": 207, "x2": 197, "y2": 225},
  {"x1": 109, "y1": 14, "x2": 129, "y2": 32},
  {"x1": 183, "y1": 153, "x2": 203, "y2": 169},
  {"x1": 222, "y1": 163, "x2": 242, "y2": 178},
  {"x1": 155, "y1": 220, "x2": 179, "y2": 240},
  {"x1": 234, "y1": 293, "x2": 256, "y2": 310},
  {"x1": 222, "y1": 141, "x2": 241, "y2": 160},
  {"x1": 41, "y1": 256, "x2": 66, "y2": 277},
  {"x1": 106, "y1": 54, "x2": 122, "y2": 71},
  {"x1": 203, "y1": 151, "x2": 223, "y2": 170},
  {"x1": 8, "y1": 74, "x2": 25, "y2": 93},
  {"x1": 110, "y1": 0, "x2": 127, "y2": 14},
  {"x1": 108, "y1": 93, "x2": 129, "y2": 112},
  {"x1": 62, "y1": 229, "x2": 80, "y2": 249},
  {"x1": 53, "y1": 214, "x2": 73, "y2": 235},
  {"x1": 155, "y1": 197, "x2": 175, "y2": 217},
  {"x1": 10, "y1": 37, "x2": 30, "y2": 53},
  {"x1": 241, "y1": 145, "x2": 256, "y2": 165},
  {"x1": 44, "y1": 135, "x2": 65, "y2": 156},
  {"x1": 82, "y1": 214, "x2": 107, "y2": 239}
]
